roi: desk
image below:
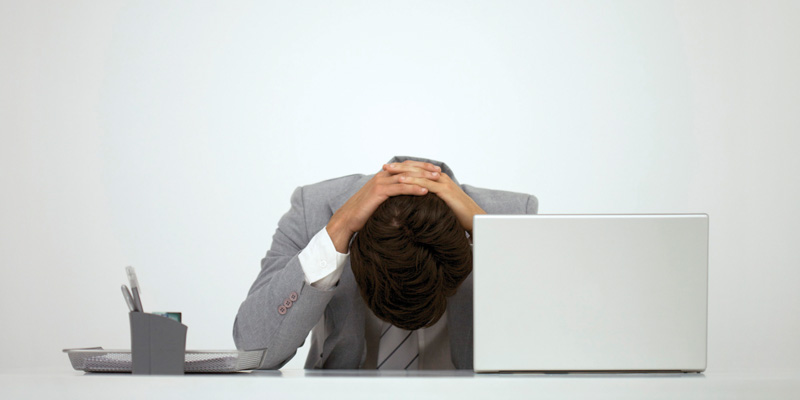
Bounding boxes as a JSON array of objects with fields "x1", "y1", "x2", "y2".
[{"x1": 2, "y1": 368, "x2": 799, "y2": 399}]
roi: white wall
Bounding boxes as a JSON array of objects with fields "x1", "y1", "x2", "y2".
[{"x1": 1, "y1": 0, "x2": 798, "y2": 372}]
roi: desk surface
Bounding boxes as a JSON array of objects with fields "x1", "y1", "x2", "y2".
[{"x1": 2, "y1": 368, "x2": 799, "y2": 400}]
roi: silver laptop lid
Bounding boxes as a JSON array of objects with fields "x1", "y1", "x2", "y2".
[{"x1": 473, "y1": 214, "x2": 708, "y2": 373}]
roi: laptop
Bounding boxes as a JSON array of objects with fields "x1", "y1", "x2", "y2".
[{"x1": 472, "y1": 214, "x2": 708, "y2": 373}]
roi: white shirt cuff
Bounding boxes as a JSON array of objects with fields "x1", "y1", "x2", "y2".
[{"x1": 298, "y1": 226, "x2": 350, "y2": 290}]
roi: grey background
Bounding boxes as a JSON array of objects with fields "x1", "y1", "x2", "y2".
[{"x1": 1, "y1": 0, "x2": 798, "y2": 371}]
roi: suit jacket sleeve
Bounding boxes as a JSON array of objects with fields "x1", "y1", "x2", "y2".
[{"x1": 233, "y1": 186, "x2": 336, "y2": 369}]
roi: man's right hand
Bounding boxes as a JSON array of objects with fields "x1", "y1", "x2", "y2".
[{"x1": 326, "y1": 160, "x2": 443, "y2": 253}]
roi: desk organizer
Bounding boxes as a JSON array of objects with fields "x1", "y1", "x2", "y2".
[
  {"x1": 130, "y1": 312, "x2": 188, "y2": 375},
  {"x1": 63, "y1": 312, "x2": 266, "y2": 373}
]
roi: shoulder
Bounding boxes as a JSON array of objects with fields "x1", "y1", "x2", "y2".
[
  {"x1": 462, "y1": 184, "x2": 538, "y2": 214},
  {"x1": 299, "y1": 174, "x2": 366, "y2": 200},
  {"x1": 290, "y1": 173, "x2": 370, "y2": 233}
]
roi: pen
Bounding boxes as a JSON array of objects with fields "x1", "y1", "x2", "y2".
[
  {"x1": 121, "y1": 285, "x2": 135, "y2": 312},
  {"x1": 131, "y1": 287, "x2": 143, "y2": 313},
  {"x1": 126, "y1": 266, "x2": 144, "y2": 312}
]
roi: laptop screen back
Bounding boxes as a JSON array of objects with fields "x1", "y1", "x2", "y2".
[{"x1": 472, "y1": 214, "x2": 708, "y2": 372}]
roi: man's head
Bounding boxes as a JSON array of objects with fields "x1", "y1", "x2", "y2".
[{"x1": 350, "y1": 193, "x2": 472, "y2": 330}]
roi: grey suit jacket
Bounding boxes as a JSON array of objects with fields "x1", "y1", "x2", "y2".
[{"x1": 233, "y1": 156, "x2": 538, "y2": 369}]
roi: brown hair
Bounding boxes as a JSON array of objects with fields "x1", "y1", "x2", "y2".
[{"x1": 350, "y1": 193, "x2": 473, "y2": 330}]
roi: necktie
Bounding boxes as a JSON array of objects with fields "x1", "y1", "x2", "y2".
[{"x1": 377, "y1": 323, "x2": 419, "y2": 370}]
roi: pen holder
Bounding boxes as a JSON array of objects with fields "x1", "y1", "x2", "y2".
[{"x1": 129, "y1": 312, "x2": 187, "y2": 375}]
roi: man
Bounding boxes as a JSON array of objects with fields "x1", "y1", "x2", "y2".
[{"x1": 234, "y1": 156, "x2": 538, "y2": 369}]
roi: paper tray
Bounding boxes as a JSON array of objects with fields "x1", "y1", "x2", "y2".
[{"x1": 63, "y1": 347, "x2": 264, "y2": 373}]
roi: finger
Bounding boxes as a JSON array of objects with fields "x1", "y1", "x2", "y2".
[
  {"x1": 398, "y1": 170, "x2": 441, "y2": 182},
  {"x1": 384, "y1": 161, "x2": 442, "y2": 174},
  {"x1": 373, "y1": 169, "x2": 389, "y2": 178},
  {"x1": 382, "y1": 173, "x2": 439, "y2": 189},
  {"x1": 401, "y1": 159, "x2": 442, "y2": 172},
  {"x1": 384, "y1": 165, "x2": 442, "y2": 180},
  {"x1": 383, "y1": 183, "x2": 429, "y2": 197},
  {"x1": 375, "y1": 171, "x2": 412, "y2": 186},
  {"x1": 397, "y1": 175, "x2": 445, "y2": 194},
  {"x1": 378, "y1": 174, "x2": 431, "y2": 192}
]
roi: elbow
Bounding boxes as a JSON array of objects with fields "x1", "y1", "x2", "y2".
[
  {"x1": 232, "y1": 307, "x2": 268, "y2": 352},
  {"x1": 526, "y1": 195, "x2": 539, "y2": 215},
  {"x1": 234, "y1": 322, "x2": 294, "y2": 369},
  {"x1": 232, "y1": 313, "x2": 293, "y2": 370},
  {"x1": 232, "y1": 315, "x2": 251, "y2": 351}
]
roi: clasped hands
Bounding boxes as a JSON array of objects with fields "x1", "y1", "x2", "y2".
[{"x1": 327, "y1": 160, "x2": 486, "y2": 253}]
